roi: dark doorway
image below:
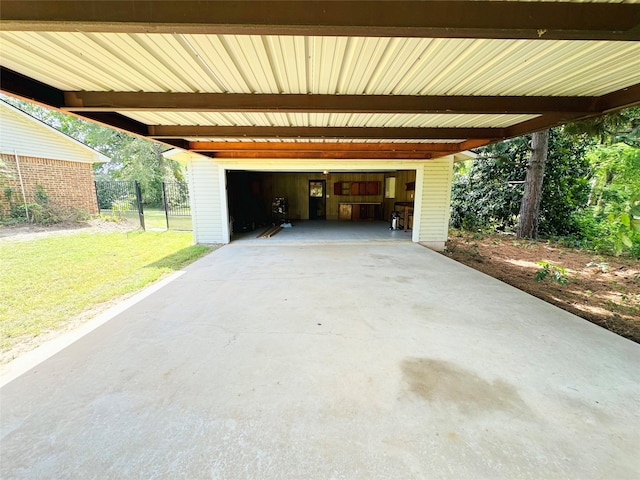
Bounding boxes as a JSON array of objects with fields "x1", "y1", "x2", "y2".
[
  {"x1": 309, "y1": 180, "x2": 326, "y2": 220},
  {"x1": 227, "y1": 171, "x2": 269, "y2": 232}
]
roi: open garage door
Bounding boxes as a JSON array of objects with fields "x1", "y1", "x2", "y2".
[
  {"x1": 225, "y1": 169, "x2": 418, "y2": 244},
  {"x1": 170, "y1": 152, "x2": 468, "y2": 249}
]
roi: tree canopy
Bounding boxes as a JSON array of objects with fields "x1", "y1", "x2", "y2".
[
  {"x1": 451, "y1": 128, "x2": 592, "y2": 236},
  {"x1": 451, "y1": 107, "x2": 639, "y2": 257},
  {"x1": 1, "y1": 95, "x2": 184, "y2": 206},
  {"x1": 564, "y1": 106, "x2": 640, "y2": 148}
]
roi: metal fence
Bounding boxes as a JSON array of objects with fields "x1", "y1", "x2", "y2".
[
  {"x1": 95, "y1": 180, "x2": 192, "y2": 231},
  {"x1": 95, "y1": 180, "x2": 145, "y2": 229},
  {"x1": 160, "y1": 181, "x2": 192, "y2": 230}
]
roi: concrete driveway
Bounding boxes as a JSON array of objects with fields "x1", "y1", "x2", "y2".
[{"x1": 1, "y1": 243, "x2": 639, "y2": 479}]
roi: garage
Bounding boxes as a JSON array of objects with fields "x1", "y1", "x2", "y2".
[
  {"x1": 1, "y1": 2, "x2": 638, "y2": 249},
  {"x1": 225, "y1": 168, "x2": 414, "y2": 239},
  {"x1": 163, "y1": 149, "x2": 472, "y2": 247}
]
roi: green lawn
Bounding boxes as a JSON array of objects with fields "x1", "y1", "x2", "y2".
[
  {"x1": 0, "y1": 231, "x2": 214, "y2": 354},
  {"x1": 101, "y1": 208, "x2": 192, "y2": 231}
]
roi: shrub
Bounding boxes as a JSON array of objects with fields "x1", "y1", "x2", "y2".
[
  {"x1": 535, "y1": 261, "x2": 569, "y2": 285},
  {"x1": 3, "y1": 184, "x2": 90, "y2": 226},
  {"x1": 111, "y1": 198, "x2": 135, "y2": 218}
]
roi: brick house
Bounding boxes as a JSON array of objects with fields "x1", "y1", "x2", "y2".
[{"x1": 0, "y1": 101, "x2": 109, "y2": 218}]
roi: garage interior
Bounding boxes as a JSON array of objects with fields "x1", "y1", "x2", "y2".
[{"x1": 226, "y1": 169, "x2": 417, "y2": 239}]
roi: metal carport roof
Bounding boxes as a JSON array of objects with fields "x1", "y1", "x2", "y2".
[{"x1": 1, "y1": 1, "x2": 639, "y2": 160}]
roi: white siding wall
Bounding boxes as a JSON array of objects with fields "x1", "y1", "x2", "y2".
[
  {"x1": 0, "y1": 104, "x2": 103, "y2": 162},
  {"x1": 187, "y1": 157, "x2": 228, "y2": 244},
  {"x1": 186, "y1": 157, "x2": 455, "y2": 247},
  {"x1": 414, "y1": 157, "x2": 454, "y2": 250}
]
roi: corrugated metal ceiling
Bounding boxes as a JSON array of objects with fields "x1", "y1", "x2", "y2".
[
  {"x1": 1, "y1": 0, "x2": 639, "y2": 153},
  {"x1": 1, "y1": 32, "x2": 638, "y2": 98},
  {"x1": 123, "y1": 111, "x2": 538, "y2": 129}
]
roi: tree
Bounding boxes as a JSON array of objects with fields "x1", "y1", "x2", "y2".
[
  {"x1": 450, "y1": 128, "x2": 591, "y2": 237},
  {"x1": 577, "y1": 142, "x2": 640, "y2": 255},
  {"x1": 565, "y1": 106, "x2": 640, "y2": 148},
  {"x1": 1, "y1": 95, "x2": 185, "y2": 205},
  {"x1": 95, "y1": 136, "x2": 184, "y2": 206},
  {"x1": 565, "y1": 106, "x2": 640, "y2": 255},
  {"x1": 517, "y1": 130, "x2": 549, "y2": 239},
  {"x1": 587, "y1": 143, "x2": 640, "y2": 213},
  {"x1": 482, "y1": 107, "x2": 639, "y2": 241}
]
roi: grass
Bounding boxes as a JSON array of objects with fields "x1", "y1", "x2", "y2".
[
  {"x1": 102, "y1": 208, "x2": 193, "y2": 231},
  {"x1": 0, "y1": 231, "x2": 213, "y2": 353}
]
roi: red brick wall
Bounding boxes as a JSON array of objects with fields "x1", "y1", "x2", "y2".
[{"x1": 0, "y1": 154, "x2": 98, "y2": 217}]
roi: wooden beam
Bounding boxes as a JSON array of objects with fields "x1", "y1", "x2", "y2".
[
  {"x1": 186, "y1": 140, "x2": 468, "y2": 159},
  {"x1": 595, "y1": 83, "x2": 640, "y2": 114},
  {"x1": 212, "y1": 151, "x2": 438, "y2": 160},
  {"x1": 77, "y1": 112, "x2": 150, "y2": 136},
  {"x1": 148, "y1": 125, "x2": 504, "y2": 140},
  {"x1": 2, "y1": 1, "x2": 639, "y2": 40},
  {"x1": 505, "y1": 84, "x2": 640, "y2": 138},
  {"x1": 63, "y1": 91, "x2": 596, "y2": 115},
  {"x1": 160, "y1": 139, "x2": 191, "y2": 150},
  {"x1": 505, "y1": 113, "x2": 581, "y2": 138},
  {"x1": 188, "y1": 141, "x2": 464, "y2": 153},
  {"x1": 458, "y1": 139, "x2": 492, "y2": 151},
  {"x1": 0, "y1": 67, "x2": 65, "y2": 107}
]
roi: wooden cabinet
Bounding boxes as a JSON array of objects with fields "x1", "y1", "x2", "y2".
[
  {"x1": 339, "y1": 204, "x2": 352, "y2": 220},
  {"x1": 339, "y1": 203, "x2": 381, "y2": 221},
  {"x1": 333, "y1": 181, "x2": 380, "y2": 196}
]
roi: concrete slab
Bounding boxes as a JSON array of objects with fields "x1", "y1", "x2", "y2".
[
  {"x1": 1, "y1": 243, "x2": 639, "y2": 479},
  {"x1": 231, "y1": 220, "x2": 413, "y2": 244}
]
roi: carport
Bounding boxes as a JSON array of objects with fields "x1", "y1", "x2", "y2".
[
  {"x1": 1, "y1": 2, "x2": 640, "y2": 478},
  {"x1": 1, "y1": 1, "x2": 639, "y2": 248}
]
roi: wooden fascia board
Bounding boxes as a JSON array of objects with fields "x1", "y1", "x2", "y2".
[
  {"x1": 2, "y1": 1, "x2": 639, "y2": 40},
  {"x1": 148, "y1": 125, "x2": 504, "y2": 140},
  {"x1": 188, "y1": 142, "x2": 466, "y2": 153},
  {"x1": 188, "y1": 140, "x2": 472, "y2": 159},
  {"x1": 63, "y1": 91, "x2": 596, "y2": 115}
]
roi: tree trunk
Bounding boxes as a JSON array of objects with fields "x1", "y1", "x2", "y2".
[
  {"x1": 517, "y1": 129, "x2": 550, "y2": 239},
  {"x1": 154, "y1": 143, "x2": 165, "y2": 180}
]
